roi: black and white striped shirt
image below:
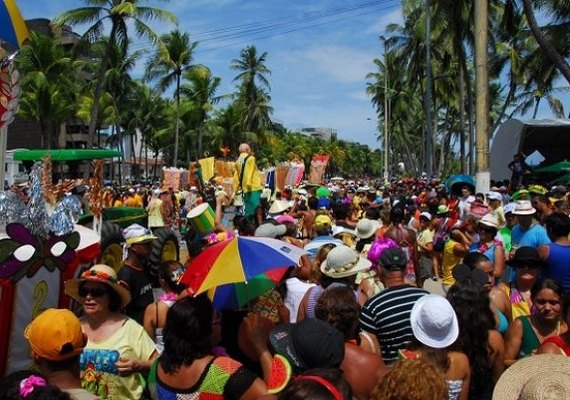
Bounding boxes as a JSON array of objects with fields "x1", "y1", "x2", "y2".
[{"x1": 359, "y1": 285, "x2": 428, "y2": 364}]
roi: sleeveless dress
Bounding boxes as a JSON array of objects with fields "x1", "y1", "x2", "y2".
[
  {"x1": 518, "y1": 316, "x2": 540, "y2": 358},
  {"x1": 154, "y1": 299, "x2": 176, "y2": 354}
]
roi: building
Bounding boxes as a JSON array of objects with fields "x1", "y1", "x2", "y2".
[{"x1": 299, "y1": 127, "x2": 337, "y2": 141}]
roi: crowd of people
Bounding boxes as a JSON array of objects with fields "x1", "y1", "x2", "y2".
[{"x1": 2, "y1": 143, "x2": 570, "y2": 400}]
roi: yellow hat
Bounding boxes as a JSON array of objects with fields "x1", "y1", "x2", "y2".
[
  {"x1": 24, "y1": 309, "x2": 86, "y2": 361},
  {"x1": 314, "y1": 214, "x2": 333, "y2": 230}
]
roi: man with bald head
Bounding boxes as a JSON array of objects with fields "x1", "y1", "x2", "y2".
[{"x1": 234, "y1": 143, "x2": 262, "y2": 222}]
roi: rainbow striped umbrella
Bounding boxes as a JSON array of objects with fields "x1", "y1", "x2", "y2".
[
  {"x1": 0, "y1": 0, "x2": 29, "y2": 49},
  {"x1": 181, "y1": 236, "x2": 306, "y2": 308}
]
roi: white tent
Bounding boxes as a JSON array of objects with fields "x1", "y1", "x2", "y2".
[{"x1": 490, "y1": 118, "x2": 570, "y2": 181}]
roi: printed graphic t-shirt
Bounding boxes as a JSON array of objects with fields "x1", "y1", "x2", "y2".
[{"x1": 80, "y1": 318, "x2": 156, "y2": 399}]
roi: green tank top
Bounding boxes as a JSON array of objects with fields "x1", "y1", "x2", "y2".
[{"x1": 518, "y1": 316, "x2": 540, "y2": 358}]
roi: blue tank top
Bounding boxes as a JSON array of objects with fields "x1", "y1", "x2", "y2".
[{"x1": 545, "y1": 243, "x2": 570, "y2": 294}]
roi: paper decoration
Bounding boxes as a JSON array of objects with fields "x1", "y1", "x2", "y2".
[
  {"x1": 309, "y1": 155, "x2": 329, "y2": 184},
  {"x1": 162, "y1": 167, "x2": 189, "y2": 191},
  {"x1": 0, "y1": 57, "x2": 21, "y2": 129}
]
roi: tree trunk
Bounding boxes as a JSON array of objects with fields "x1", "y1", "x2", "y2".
[
  {"x1": 87, "y1": 24, "x2": 117, "y2": 148},
  {"x1": 174, "y1": 72, "x2": 181, "y2": 167},
  {"x1": 522, "y1": 0, "x2": 570, "y2": 85},
  {"x1": 532, "y1": 97, "x2": 541, "y2": 119},
  {"x1": 116, "y1": 125, "x2": 123, "y2": 186},
  {"x1": 459, "y1": 67, "x2": 466, "y2": 173},
  {"x1": 475, "y1": 0, "x2": 489, "y2": 177}
]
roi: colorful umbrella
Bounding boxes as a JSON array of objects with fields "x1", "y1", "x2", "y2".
[
  {"x1": 207, "y1": 267, "x2": 290, "y2": 309},
  {"x1": 181, "y1": 236, "x2": 306, "y2": 296},
  {"x1": 0, "y1": 0, "x2": 29, "y2": 49}
]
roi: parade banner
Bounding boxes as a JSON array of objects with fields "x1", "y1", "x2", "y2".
[{"x1": 309, "y1": 155, "x2": 329, "y2": 184}]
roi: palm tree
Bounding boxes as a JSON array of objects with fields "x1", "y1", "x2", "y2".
[
  {"x1": 16, "y1": 32, "x2": 76, "y2": 148},
  {"x1": 230, "y1": 45, "x2": 272, "y2": 136},
  {"x1": 54, "y1": 0, "x2": 177, "y2": 149},
  {"x1": 179, "y1": 66, "x2": 222, "y2": 158},
  {"x1": 145, "y1": 29, "x2": 197, "y2": 166}
]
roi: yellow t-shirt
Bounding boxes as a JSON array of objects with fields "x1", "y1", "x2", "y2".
[
  {"x1": 442, "y1": 239, "x2": 462, "y2": 286},
  {"x1": 80, "y1": 318, "x2": 156, "y2": 400},
  {"x1": 233, "y1": 152, "x2": 262, "y2": 193}
]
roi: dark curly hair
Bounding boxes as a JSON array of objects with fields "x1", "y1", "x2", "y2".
[
  {"x1": 315, "y1": 286, "x2": 360, "y2": 341},
  {"x1": 0, "y1": 371, "x2": 71, "y2": 400},
  {"x1": 278, "y1": 368, "x2": 352, "y2": 400},
  {"x1": 159, "y1": 294, "x2": 213, "y2": 373},
  {"x1": 446, "y1": 278, "x2": 495, "y2": 380}
]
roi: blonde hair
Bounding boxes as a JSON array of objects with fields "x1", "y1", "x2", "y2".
[{"x1": 311, "y1": 243, "x2": 336, "y2": 283}]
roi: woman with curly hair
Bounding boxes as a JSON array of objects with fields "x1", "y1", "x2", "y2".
[
  {"x1": 447, "y1": 277, "x2": 505, "y2": 400},
  {"x1": 370, "y1": 358, "x2": 447, "y2": 400},
  {"x1": 147, "y1": 295, "x2": 268, "y2": 400},
  {"x1": 315, "y1": 286, "x2": 385, "y2": 400}
]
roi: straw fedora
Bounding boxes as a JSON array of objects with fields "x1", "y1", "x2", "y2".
[
  {"x1": 320, "y1": 245, "x2": 371, "y2": 278},
  {"x1": 512, "y1": 200, "x2": 536, "y2": 216},
  {"x1": 493, "y1": 355, "x2": 570, "y2": 400},
  {"x1": 268, "y1": 200, "x2": 291, "y2": 215},
  {"x1": 65, "y1": 264, "x2": 131, "y2": 307}
]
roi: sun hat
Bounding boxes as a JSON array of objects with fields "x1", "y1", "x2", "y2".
[
  {"x1": 508, "y1": 246, "x2": 543, "y2": 268},
  {"x1": 269, "y1": 319, "x2": 345, "y2": 372},
  {"x1": 24, "y1": 309, "x2": 86, "y2": 361},
  {"x1": 503, "y1": 202, "x2": 517, "y2": 215},
  {"x1": 320, "y1": 245, "x2": 372, "y2": 278},
  {"x1": 436, "y1": 205, "x2": 449, "y2": 215},
  {"x1": 512, "y1": 200, "x2": 536, "y2": 216},
  {"x1": 410, "y1": 294, "x2": 459, "y2": 349},
  {"x1": 123, "y1": 223, "x2": 157, "y2": 246},
  {"x1": 379, "y1": 247, "x2": 408, "y2": 271},
  {"x1": 254, "y1": 222, "x2": 287, "y2": 238},
  {"x1": 314, "y1": 214, "x2": 333, "y2": 230},
  {"x1": 492, "y1": 355, "x2": 570, "y2": 400},
  {"x1": 486, "y1": 191, "x2": 502, "y2": 202},
  {"x1": 479, "y1": 213, "x2": 499, "y2": 229},
  {"x1": 420, "y1": 211, "x2": 432, "y2": 221},
  {"x1": 268, "y1": 200, "x2": 291, "y2": 215},
  {"x1": 65, "y1": 264, "x2": 131, "y2": 307},
  {"x1": 355, "y1": 218, "x2": 381, "y2": 239}
]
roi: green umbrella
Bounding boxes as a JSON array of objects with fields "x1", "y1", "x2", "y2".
[
  {"x1": 550, "y1": 173, "x2": 570, "y2": 185},
  {"x1": 535, "y1": 160, "x2": 570, "y2": 173}
]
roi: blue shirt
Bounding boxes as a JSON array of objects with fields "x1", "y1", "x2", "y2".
[{"x1": 511, "y1": 224, "x2": 551, "y2": 248}]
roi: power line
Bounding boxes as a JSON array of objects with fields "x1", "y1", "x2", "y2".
[{"x1": 128, "y1": 0, "x2": 398, "y2": 53}]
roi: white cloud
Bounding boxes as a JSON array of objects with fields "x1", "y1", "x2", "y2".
[{"x1": 365, "y1": 8, "x2": 404, "y2": 35}]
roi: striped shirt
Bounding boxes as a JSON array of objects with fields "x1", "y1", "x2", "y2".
[{"x1": 359, "y1": 285, "x2": 428, "y2": 364}]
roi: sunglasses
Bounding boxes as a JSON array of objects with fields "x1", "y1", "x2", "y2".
[{"x1": 78, "y1": 286, "x2": 109, "y2": 298}]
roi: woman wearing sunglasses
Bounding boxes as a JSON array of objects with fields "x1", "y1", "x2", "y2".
[
  {"x1": 65, "y1": 264, "x2": 157, "y2": 399},
  {"x1": 474, "y1": 214, "x2": 506, "y2": 281}
]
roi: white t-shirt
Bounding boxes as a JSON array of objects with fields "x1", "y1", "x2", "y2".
[{"x1": 284, "y1": 278, "x2": 315, "y2": 322}]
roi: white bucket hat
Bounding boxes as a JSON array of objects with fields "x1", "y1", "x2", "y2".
[
  {"x1": 320, "y1": 245, "x2": 372, "y2": 278},
  {"x1": 410, "y1": 294, "x2": 459, "y2": 349},
  {"x1": 355, "y1": 218, "x2": 381, "y2": 239}
]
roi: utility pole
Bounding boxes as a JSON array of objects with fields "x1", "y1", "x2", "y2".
[
  {"x1": 424, "y1": 0, "x2": 433, "y2": 177},
  {"x1": 381, "y1": 36, "x2": 389, "y2": 183},
  {"x1": 475, "y1": 0, "x2": 490, "y2": 192}
]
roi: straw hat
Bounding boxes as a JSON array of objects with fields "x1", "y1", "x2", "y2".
[
  {"x1": 268, "y1": 200, "x2": 291, "y2": 215},
  {"x1": 512, "y1": 200, "x2": 536, "y2": 215},
  {"x1": 493, "y1": 355, "x2": 570, "y2": 400},
  {"x1": 65, "y1": 264, "x2": 131, "y2": 307},
  {"x1": 479, "y1": 213, "x2": 499, "y2": 229},
  {"x1": 320, "y1": 245, "x2": 371, "y2": 278}
]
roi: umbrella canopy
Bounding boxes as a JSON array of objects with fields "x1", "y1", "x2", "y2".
[
  {"x1": 181, "y1": 236, "x2": 306, "y2": 296},
  {"x1": 535, "y1": 160, "x2": 570, "y2": 173},
  {"x1": 207, "y1": 267, "x2": 290, "y2": 310},
  {"x1": 445, "y1": 174, "x2": 475, "y2": 195},
  {"x1": 551, "y1": 173, "x2": 570, "y2": 185},
  {"x1": 0, "y1": 0, "x2": 29, "y2": 49}
]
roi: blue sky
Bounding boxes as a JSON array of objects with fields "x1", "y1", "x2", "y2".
[{"x1": 16, "y1": 0, "x2": 406, "y2": 149}]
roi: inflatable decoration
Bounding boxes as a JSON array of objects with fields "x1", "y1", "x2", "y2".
[{"x1": 0, "y1": 162, "x2": 100, "y2": 376}]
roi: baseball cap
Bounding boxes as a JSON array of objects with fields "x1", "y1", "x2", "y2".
[
  {"x1": 314, "y1": 214, "x2": 333, "y2": 230},
  {"x1": 486, "y1": 191, "x2": 502, "y2": 201},
  {"x1": 123, "y1": 223, "x2": 157, "y2": 246},
  {"x1": 379, "y1": 247, "x2": 408, "y2": 270},
  {"x1": 269, "y1": 319, "x2": 345, "y2": 372},
  {"x1": 24, "y1": 309, "x2": 86, "y2": 361}
]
